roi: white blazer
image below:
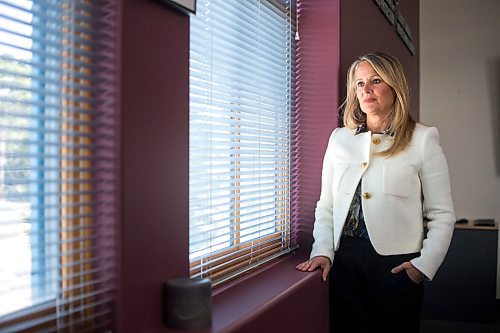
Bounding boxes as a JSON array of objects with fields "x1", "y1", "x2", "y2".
[{"x1": 310, "y1": 123, "x2": 455, "y2": 280}]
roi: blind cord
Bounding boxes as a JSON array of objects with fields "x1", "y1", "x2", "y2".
[{"x1": 294, "y1": 1, "x2": 300, "y2": 41}]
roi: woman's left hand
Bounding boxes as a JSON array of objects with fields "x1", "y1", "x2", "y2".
[{"x1": 391, "y1": 261, "x2": 424, "y2": 284}]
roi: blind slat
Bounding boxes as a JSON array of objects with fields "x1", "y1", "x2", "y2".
[
  {"x1": 191, "y1": 237, "x2": 287, "y2": 272},
  {"x1": 190, "y1": 226, "x2": 291, "y2": 254}
]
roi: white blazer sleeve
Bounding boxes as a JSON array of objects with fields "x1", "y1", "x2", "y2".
[
  {"x1": 411, "y1": 127, "x2": 455, "y2": 280},
  {"x1": 309, "y1": 129, "x2": 339, "y2": 263}
]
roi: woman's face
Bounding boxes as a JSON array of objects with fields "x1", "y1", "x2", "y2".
[{"x1": 354, "y1": 61, "x2": 395, "y2": 119}]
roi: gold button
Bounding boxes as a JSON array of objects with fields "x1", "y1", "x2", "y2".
[
  {"x1": 361, "y1": 162, "x2": 367, "y2": 168},
  {"x1": 372, "y1": 137, "x2": 381, "y2": 145},
  {"x1": 362, "y1": 192, "x2": 372, "y2": 199}
]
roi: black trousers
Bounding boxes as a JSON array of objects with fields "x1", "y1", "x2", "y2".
[{"x1": 329, "y1": 236, "x2": 423, "y2": 333}]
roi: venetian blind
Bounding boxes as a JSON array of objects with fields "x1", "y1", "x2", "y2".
[
  {"x1": 0, "y1": 0, "x2": 117, "y2": 331},
  {"x1": 189, "y1": 0, "x2": 295, "y2": 286}
]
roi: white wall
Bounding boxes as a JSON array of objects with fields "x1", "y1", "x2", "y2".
[{"x1": 420, "y1": 0, "x2": 500, "y2": 297}]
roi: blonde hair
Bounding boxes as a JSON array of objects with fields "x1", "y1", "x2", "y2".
[{"x1": 342, "y1": 52, "x2": 416, "y2": 157}]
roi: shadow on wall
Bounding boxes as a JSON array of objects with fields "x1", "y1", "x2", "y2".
[{"x1": 488, "y1": 57, "x2": 500, "y2": 177}]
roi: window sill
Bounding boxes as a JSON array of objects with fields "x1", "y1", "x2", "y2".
[{"x1": 165, "y1": 251, "x2": 330, "y2": 332}]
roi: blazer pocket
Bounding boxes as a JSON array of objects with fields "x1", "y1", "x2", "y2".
[
  {"x1": 383, "y1": 164, "x2": 412, "y2": 197},
  {"x1": 333, "y1": 163, "x2": 349, "y2": 192}
]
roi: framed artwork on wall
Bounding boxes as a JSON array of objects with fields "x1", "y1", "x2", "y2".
[{"x1": 159, "y1": 0, "x2": 196, "y2": 15}]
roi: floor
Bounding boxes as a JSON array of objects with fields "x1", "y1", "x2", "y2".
[
  {"x1": 420, "y1": 301, "x2": 500, "y2": 333},
  {"x1": 420, "y1": 319, "x2": 499, "y2": 333}
]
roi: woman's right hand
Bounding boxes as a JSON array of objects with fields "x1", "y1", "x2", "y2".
[{"x1": 295, "y1": 256, "x2": 331, "y2": 282}]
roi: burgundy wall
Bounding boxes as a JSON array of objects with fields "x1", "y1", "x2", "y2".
[
  {"x1": 295, "y1": 0, "x2": 420, "y2": 253},
  {"x1": 293, "y1": 0, "x2": 340, "y2": 252},
  {"x1": 115, "y1": 0, "x2": 420, "y2": 332},
  {"x1": 340, "y1": 0, "x2": 420, "y2": 120},
  {"x1": 118, "y1": 0, "x2": 189, "y2": 332}
]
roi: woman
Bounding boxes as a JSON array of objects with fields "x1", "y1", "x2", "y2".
[{"x1": 296, "y1": 52, "x2": 455, "y2": 333}]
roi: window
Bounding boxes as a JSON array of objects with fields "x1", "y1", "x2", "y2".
[
  {"x1": 0, "y1": 0, "x2": 117, "y2": 331},
  {"x1": 189, "y1": 0, "x2": 296, "y2": 286}
]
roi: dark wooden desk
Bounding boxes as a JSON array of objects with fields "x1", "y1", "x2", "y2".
[{"x1": 421, "y1": 221, "x2": 498, "y2": 323}]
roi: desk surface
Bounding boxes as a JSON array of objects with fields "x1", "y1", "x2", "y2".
[
  {"x1": 454, "y1": 220, "x2": 498, "y2": 231},
  {"x1": 425, "y1": 220, "x2": 498, "y2": 231}
]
